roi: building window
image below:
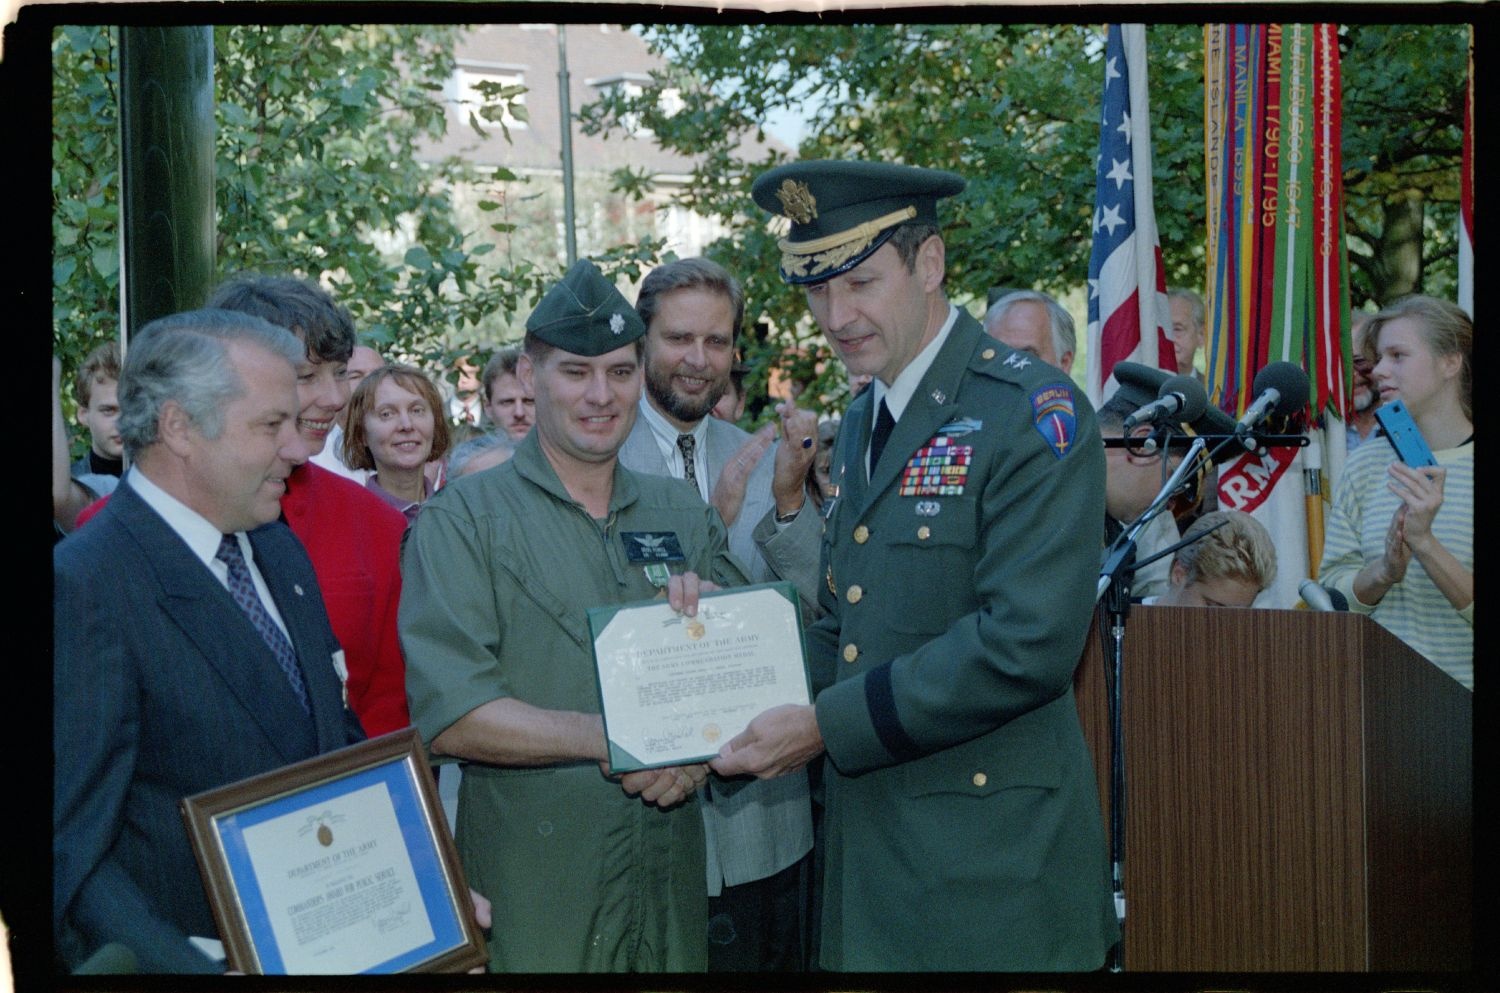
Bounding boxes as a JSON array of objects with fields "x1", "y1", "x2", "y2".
[
  {"x1": 455, "y1": 63, "x2": 528, "y2": 130},
  {"x1": 586, "y1": 73, "x2": 680, "y2": 139}
]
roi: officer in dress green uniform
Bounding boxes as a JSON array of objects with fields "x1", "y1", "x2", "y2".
[
  {"x1": 710, "y1": 161, "x2": 1120, "y2": 970},
  {"x1": 400, "y1": 260, "x2": 748, "y2": 972}
]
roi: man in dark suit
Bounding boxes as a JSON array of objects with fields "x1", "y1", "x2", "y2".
[
  {"x1": 618, "y1": 257, "x2": 819, "y2": 970},
  {"x1": 711, "y1": 161, "x2": 1119, "y2": 970},
  {"x1": 53, "y1": 309, "x2": 365, "y2": 973}
]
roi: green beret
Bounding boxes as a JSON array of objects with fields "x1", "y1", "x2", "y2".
[
  {"x1": 750, "y1": 160, "x2": 965, "y2": 285},
  {"x1": 526, "y1": 259, "x2": 645, "y2": 356}
]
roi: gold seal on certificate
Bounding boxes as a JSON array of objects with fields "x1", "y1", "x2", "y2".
[{"x1": 588, "y1": 582, "x2": 810, "y2": 772}]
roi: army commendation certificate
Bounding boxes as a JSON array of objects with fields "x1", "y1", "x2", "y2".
[
  {"x1": 180, "y1": 730, "x2": 487, "y2": 974},
  {"x1": 588, "y1": 582, "x2": 810, "y2": 772}
]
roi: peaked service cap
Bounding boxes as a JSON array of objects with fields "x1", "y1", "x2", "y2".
[
  {"x1": 526, "y1": 259, "x2": 645, "y2": 356},
  {"x1": 751, "y1": 160, "x2": 965, "y2": 285}
]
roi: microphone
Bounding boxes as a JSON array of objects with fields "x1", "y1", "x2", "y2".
[
  {"x1": 1235, "y1": 362, "x2": 1310, "y2": 443},
  {"x1": 1122, "y1": 374, "x2": 1209, "y2": 431},
  {"x1": 1298, "y1": 579, "x2": 1348, "y2": 612},
  {"x1": 1299, "y1": 579, "x2": 1334, "y2": 611}
]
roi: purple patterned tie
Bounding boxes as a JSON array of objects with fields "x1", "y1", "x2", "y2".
[{"x1": 216, "y1": 534, "x2": 310, "y2": 715}]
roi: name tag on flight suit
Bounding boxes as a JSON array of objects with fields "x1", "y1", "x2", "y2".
[{"x1": 621, "y1": 531, "x2": 686, "y2": 588}]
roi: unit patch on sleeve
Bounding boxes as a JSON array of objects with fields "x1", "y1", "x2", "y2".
[
  {"x1": 1030, "y1": 385, "x2": 1077, "y2": 459},
  {"x1": 898, "y1": 435, "x2": 972, "y2": 496}
]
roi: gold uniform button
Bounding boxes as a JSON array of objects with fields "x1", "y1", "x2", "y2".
[
  {"x1": 843, "y1": 644, "x2": 859, "y2": 663},
  {"x1": 981, "y1": 348, "x2": 996, "y2": 360},
  {"x1": 846, "y1": 584, "x2": 864, "y2": 604},
  {"x1": 972, "y1": 772, "x2": 988, "y2": 788},
  {"x1": 917, "y1": 526, "x2": 931, "y2": 540},
  {"x1": 853, "y1": 525, "x2": 870, "y2": 544}
]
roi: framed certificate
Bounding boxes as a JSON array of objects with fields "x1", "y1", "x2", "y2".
[
  {"x1": 179, "y1": 729, "x2": 487, "y2": 974},
  {"x1": 588, "y1": 581, "x2": 811, "y2": 772}
]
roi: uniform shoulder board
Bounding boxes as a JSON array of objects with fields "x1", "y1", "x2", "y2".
[{"x1": 973, "y1": 339, "x2": 1067, "y2": 388}]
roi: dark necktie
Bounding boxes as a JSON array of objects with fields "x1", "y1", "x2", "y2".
[
  {"x1": 677, "y1": 433, "x2": 698, "y2": 489},
  {"x1": 869, "y1": 399, "x2": 895, "y2": 476},
  {"x1": 216, "y1": 534, "x2": 311, "y2": 715}
]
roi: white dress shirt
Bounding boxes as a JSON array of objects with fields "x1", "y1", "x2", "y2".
[
  {"x1": 867, "y1": 303, "x2": 959, "y2": 475},
  {"x1": 637, "y1": 395, "x2": 711, "y2": 500},
  {"x1": 126, "y1": 468, "x2": 291, "y2": 638}
]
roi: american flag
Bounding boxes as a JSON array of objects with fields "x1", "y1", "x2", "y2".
[{"x1": 1085, "y1": 24, "x2": 1173, "y2": 407}]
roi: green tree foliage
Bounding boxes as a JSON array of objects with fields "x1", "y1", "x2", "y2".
[
  {"x1": 53, "y1": 24, "x2": 121, "y2": 386},
  {"x1": 580, "y1": 22, "x2": 1467, "y2": 414},
  {"x1": 1339, "y1": 23, "x2": 1468, "y2": 307},
  {"x1": 52, "y1": 23, "x2": 665, "y2": 419}
]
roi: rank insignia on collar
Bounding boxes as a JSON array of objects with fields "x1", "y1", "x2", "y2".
[
  {"x1": 938, "y1": 417, "x2": 982, "y2": 437},
  {"x1": 898, "y1": 436, "x2": 972, "y2": 497},
  {"x1": 930, "y1": 389, "x2": 947, "y2": 405},
  {"x1": 1004, "y1": 353, "x2": 1032, "y2": 370},
  {"x1": 1030, "y1": 384, "x2": 1078, "y2": 460}
]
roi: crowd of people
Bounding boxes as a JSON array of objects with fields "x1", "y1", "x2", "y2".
[{"x1": 51, "y1": 154, "x2": 1473, "y2": 975}]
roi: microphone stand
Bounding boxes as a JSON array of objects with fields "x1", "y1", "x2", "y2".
[{"x1": 1095, "y1": 434, "x2": 1206, "y2": 972}]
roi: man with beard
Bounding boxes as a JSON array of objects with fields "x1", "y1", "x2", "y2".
[
  {"x1": 617, "y1": 256, "x2": 819, "y2": 971},
  {"x1": 1346, "y1": 311, "x2": 1382, "y2": 450}
]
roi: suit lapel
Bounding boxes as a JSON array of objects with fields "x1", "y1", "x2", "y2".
[
  {"x1": 700, "y1": 418, "x2": 729, "y2": 496},
  {"x1": 701, "y1": 415, "x2": 765, "y2": 499},
  {"x1": 621, "y1": 414, "x2": 672, "y2": 477},
  {"x1": 111, "y1": 485, "x2": 316, "y2": 764},
  {"x1": 249, "y1": 525, "x2": 346, "y2": 753}
]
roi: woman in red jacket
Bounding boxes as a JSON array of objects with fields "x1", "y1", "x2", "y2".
[{"x1": 208, "y1": 276, "x2": 413, "y2": 738}]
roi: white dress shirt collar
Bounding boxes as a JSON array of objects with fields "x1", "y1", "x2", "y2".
[
  {"x1": 126, "y1": 467, "x2": 291, "y2": 635},
  {"x1": 871, "y1": 303, "x2": 960, "y2": 421},
  {"x1": 637, "y1": 394, "x2": 710, "y2": 499},
  {"x1": 127, "y1": 467, "x2": 239, "y2": 574}
]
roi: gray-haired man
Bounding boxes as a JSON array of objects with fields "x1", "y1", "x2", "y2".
[
  {"x1": 54, "y1": 310, "x2": 364, "y2": 972},
  {"x1": 983, "y1": 289, "x2": 1077, "y2": 374}
]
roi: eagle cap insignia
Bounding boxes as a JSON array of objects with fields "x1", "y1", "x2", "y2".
[{"x1": 776, "y1": 179, "x2": 818, "y2": 224}]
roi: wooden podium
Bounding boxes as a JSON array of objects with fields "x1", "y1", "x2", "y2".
[{"x1": 1074, "y1": 606, "x2": 1471, "y2": 971}]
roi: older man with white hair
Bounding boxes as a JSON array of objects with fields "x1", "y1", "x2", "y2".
[{"x1": 983, "y1": 289, "x2": 1077, "y2": 373}]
